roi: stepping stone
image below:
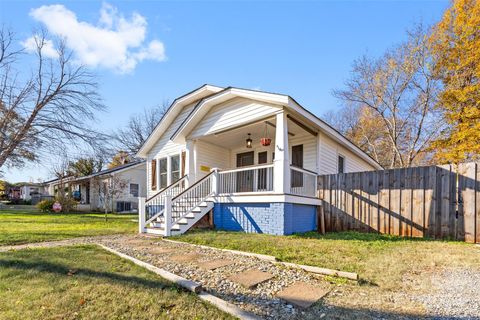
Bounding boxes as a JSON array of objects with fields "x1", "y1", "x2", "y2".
[
  {"x1": 276, "y1": 282, "x2": 330, "y2": 309},
  {"x1": 148, "y1": 247, "x2": 175, "y2": 255},
  {"x1": 196, "y1": 259, "x2": 234, "y2": 270},
  {"x1": 126, "y1": 239, "x2": 151, "y2": 246},
  {"x1": 170, "y1": 253, "x2": 202, "y2": 263},
  {"x1": 228, "y1": 269, "x2": 274, "y2": 289}
]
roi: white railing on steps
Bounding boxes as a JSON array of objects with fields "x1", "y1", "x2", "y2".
[
  {"x1": 168, "y1": 171, "x2": 215, "y2": 232},
  {"x1": 143, "y1": 175, "x2": 188, "y2": 226}
]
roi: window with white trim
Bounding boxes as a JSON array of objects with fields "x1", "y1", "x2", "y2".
[
  {"x1": 159, "y1": 158, "x2": 168, "y2": 189},
  {"x1": 170, "y1": 155, "x2": 180, "y2": 183},
  {"x1": 130, "y1": 183, "x2": 139, "y2": 197}
]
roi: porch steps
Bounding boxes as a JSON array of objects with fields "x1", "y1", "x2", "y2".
[{"x1": 145, "y1": 201, "x2": 214, "y2": 236}]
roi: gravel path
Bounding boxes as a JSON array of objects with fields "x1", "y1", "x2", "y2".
[
  {"x1": 415, "y1": 268, "x2": 480, "y2": 319},
  {"x1": 97, "y1": 235, "x2": 333, "y2": 319},
  {"x1": 3, "y1": 235, "x2": 480, "y2": 319}
]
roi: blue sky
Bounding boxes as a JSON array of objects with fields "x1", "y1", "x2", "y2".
[{"x1": 1, "y1": 0, "x2": 449, "y2": 182}]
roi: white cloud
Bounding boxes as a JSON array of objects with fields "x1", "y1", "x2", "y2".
[
  {"x1": 25, "y1": 3, "x2": 166, "y2": 73},
  {"x1": 22, "y1": 36, "x2": 59, "y2": 58}
]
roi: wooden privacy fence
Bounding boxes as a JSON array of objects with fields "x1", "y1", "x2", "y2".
[{"x1": 317, "y1": 162, "x2": 480, "y2": 243}]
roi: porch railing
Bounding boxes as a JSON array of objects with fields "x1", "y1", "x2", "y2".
[
  {"x1": 290, "y1": 166, "x2": 317, "y2": 197},
  {"x1": 218, "y1": 164, "x2": 274, "y2": 194},
  {"x1": 144, "y1": 175, "x2": 187, "y2": 226},
  {"x1": 169, "y1": 171, "x2": 215, "y2": 228}
]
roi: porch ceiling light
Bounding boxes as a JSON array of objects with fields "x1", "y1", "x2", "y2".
[{"x1": 246, "y1": 133, "x2": 253, "y2": 148}]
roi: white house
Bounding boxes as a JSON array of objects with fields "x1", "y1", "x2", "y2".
[
  {"x1": 136, "y1": 85, "x2": 382, "y2": 236},
  {"x1": 44, "y1": 161, "x2": 146, "y2": 212},
  {"x1": 9, "y1": 183, "x2": 46, "y2": 201}
]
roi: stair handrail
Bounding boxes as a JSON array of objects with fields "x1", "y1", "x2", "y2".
[
  {"x1": 146, "y1": 174, "x2": 187, "y2": 203},
  {"x1": 144, "y1": 175, "x2": 187, "y2": 226},
  {"x1": 170, "y1": 171, "x2": 215, "y2": 225}
]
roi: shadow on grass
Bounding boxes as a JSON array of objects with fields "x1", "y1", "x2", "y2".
[
  {"x1": 180, "y1": 229, "x2": 445, "y2": 243},
  {"x1": 0, "y1": 257, "x2": 179, "y2": 291},
  {"x1": 290, "y1": 231, "x2": 463, "y2": 243}
]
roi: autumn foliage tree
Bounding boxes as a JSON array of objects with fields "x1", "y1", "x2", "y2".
[
  {"x1": 67, "y1": 157, "x2": 104, "y2": 177},
  {"x1": 429, "y1": 0, "x2": 480, "y2": 163},
  {"x1": 107, "y1": 151, "x2": 131, "y2": 169}
]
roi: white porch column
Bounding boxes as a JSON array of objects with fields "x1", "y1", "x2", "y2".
[
  {"x1": 274, "y1": 111, "x2": 290, "y2": 193},
  {"x1": 211, "y1": 168, "x2": 219, "y2": 195},
  {"x1": 185, "y1": 140, "x2": 196, "y2": 187},
  {"x1": 166, "y1": 155, "x2": 172, "y2": 186},
  {"x1": 164, "y1": 195, "x2": 172, "y2": 236},
  {"x1": 138, "y1": 197, "x2": 146, "y2": 233}
]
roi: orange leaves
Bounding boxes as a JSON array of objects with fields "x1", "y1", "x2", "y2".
[{"x1": 430, "y1": 0, "x2": 480, "y2": 163}]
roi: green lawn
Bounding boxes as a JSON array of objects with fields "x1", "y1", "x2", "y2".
[
  {"x1": 173, "y1": 230, "x2": 480, "y2": 288},
  {"x1": 0, "y1": 210, "x2": 137, "y2": 246},
  {"x1": 0, "y1": 245, "x2": 233, "y2": 320}
]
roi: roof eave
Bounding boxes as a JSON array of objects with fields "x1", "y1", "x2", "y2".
[{"x1": 136, "y1": 84, "x2": 224, "y2": 158}]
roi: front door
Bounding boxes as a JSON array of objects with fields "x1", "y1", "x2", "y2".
[{"x1": 236, "y1": 151, "x2": 254, "y2": 192}]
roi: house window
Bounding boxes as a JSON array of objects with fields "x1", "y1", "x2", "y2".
[
  {"x1": 171, "y1": 155, "x2": 180, "y2": 183},
  {"x1": 130, "y1": 183, "x2": 139, "y2": 197},
  {"x1": 151, "y1": 159, "x2": 157, "y2": 190},
  {"x1": 159, "y1": 158, "x2": 168, "y2": 189},
  {"x1": 291, "y1": 145, "x2": 304, "y2": 168},
  {"x1": 338, "y1": 155, "x2": 345, "y2": 173}
]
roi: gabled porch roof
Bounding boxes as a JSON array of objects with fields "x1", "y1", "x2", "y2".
[
  {"x1": 136, "y1": 84, "x2": 223, "y2": 158},
  {"x1": 135, "y1": 84, "x2": 381, "y2": 170},
  {"x1": 171, "y1": 86, "x2": 382, "y2": 170}
]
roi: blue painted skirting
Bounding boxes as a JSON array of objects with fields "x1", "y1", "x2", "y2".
[{"x1": 213, "y1": 202, "x2": 317, "y2": 235}]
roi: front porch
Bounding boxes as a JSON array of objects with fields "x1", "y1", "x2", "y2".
[{"x1": 141, "y1": 111, "x2": 322, "y2": 236}]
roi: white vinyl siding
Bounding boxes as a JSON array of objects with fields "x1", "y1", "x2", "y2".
[
  {"x1": 189, "y1": 97, "x2": 281, "y2": 139},
  {"x1": 146, "y1": 103, "x2": 195, "y2": 197},
  {"x1": 195, "y1": 140, "x2": 231, "y2": 178},
  {"x1": 318, "y1": 133, "x2": 375, "y2": 174},
  {"x1": 230, "y1": 144, "x2": 275, "y2": 168},
  {"x1": 288, "y1": 134, "x2": 317, "y2": 173}
]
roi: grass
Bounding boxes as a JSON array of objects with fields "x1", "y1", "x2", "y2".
[
  {"x1": 0, "y1": 210, "x2": 137, "y2": 246},
  {"x1": 0, "y1": 245, "x2": 233, "y2": 319},
  {"x1": 172, "y1": 230, "x2": 480, "y2": 289}
]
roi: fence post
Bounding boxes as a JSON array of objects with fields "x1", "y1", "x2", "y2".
[
  {"x1": 164, "y1": 195, "x2": 172, "y2": 237},
  {"x1": 138, "y1": 197, "x2": 146, "y2": 233},
  {"x1": 211, "y1": 168, "x2": 219, "y2": 195}
]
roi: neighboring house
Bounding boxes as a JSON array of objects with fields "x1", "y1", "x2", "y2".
[
  {"x1": 136, "y1": 85, "x2": 382, "y2": 236},
  {"x1": 44, "y1": 161, "x2": 146, "y2": 213},
  {"x1": 8, "y1": 183, "x2": 46, "y2": 202}
]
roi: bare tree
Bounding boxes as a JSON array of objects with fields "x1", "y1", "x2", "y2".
[
  {"x1": 114, "y1": 102, "x2": 168, "y2": 155},
  {"x1": 332, "y1": 25, "x2": 444, "y2": 168},
  {"x1": 94, "y1": 174, "x2": 128, "y2": 220},
  {"x1": 0, "y1": 28, "x2": 105, "y2": 170},
  {"x1": 50, "y1": 154, "x2": 77, "y2": 212}
]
